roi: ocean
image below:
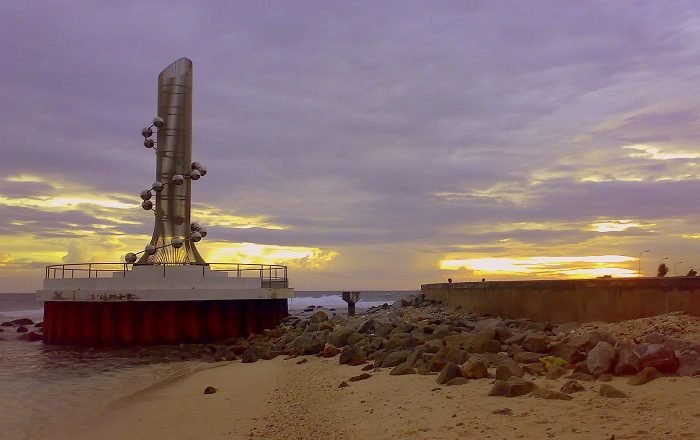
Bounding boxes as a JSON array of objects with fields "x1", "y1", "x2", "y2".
[{"x1": 0, "y1": 290, "x2": 413, "y2": 439}]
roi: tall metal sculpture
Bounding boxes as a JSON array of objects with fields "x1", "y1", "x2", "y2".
[{"x1": 131, "y1": 57, "x2": 207, "y2": 265}]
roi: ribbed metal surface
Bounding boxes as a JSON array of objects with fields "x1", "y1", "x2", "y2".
[{"x1": 138, "y1": 57, "x2": 204, "y2": 264}]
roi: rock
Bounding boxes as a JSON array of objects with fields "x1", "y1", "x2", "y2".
[
  {"x1": 475, "y1": 318, "x2": 506, "y2": 331},
  {"x1": 677, "y1": 350, "x2": 700, "y2": 376},
  {"x1": 495, "y1": 363, "x2": 525, "y2": 380},
  {"x1": 550, "y1": 342, "x2": 584, "y2": 364},
  {"x1": 12, "y1": 318, "x2": 34, "y2": 326},
  {"x1": 347, "y1": 332, "x2": 365, "y2": 346},
  {"x1": 613, "y1": 341, "x2": 641, "y2": 375},
  {"x1": 322, "y1": 345, "x2": 341, "y2": 358},
  {"x1": 203, "y1": 386, "x2": 217, "y2": 394},
  {"x1": 309, "y1": 310, "x2": 329, "y2": 324},
  {"x1": 513, "y1": 351, "x2": 544, "y2": 364},
  {"x1": 488, "y1": 377, "x2": 536, "y2": 397},
  {"x1": 1, "y1": 321, "x2": 13, "y2": 327},
  {"x1": 504, "y1": 333, "x2": 526, "y2": 346},
  {"x1": 460, "y1": 358, "x2": 488, "y2": 379},
  {"x1": 561, "y1": 380, "x2": 585, "y2": 394},
  {"x1": 380, "y1": 350, "x2": 411, "y2": 368},
  {"x1": 531, "y1": 388, "x2": 572, "y2": 400},
  {"x1": 349, "y1": 373, "x2": 371, "y2": 382},
  {"x1": 446, "y1": 377, "x2": 470, "y2": 386},
  {"x1": 339, "y1": 346, "x2": 367, "y2": 366},
  {"x1": 552, "y1": 322, "x2": 579, "y2": 336},
  {"x1": 599, "y1": 384, "x2": 628, "y2": 398},
  {"x1": 569, "y1": 331, "x2": 616, "y2": 353},
  {"x1": 361, "y1": 364, "x2": 374, "y2": 371},
  {"x1": 291, "y1": 335, "x2": 325, "y2": 355},
  {"x1": 19, "y1": 332, "x2": 42, "y2": 342},
  {"x1": 597, "y1": 373, "x2": 613, "y2": 382},
  {"x1": 545, "y1": 365, "x2": 568, "y2": 380},
  {"x1": 566, "y1": 372, "x2": 595, "y2": 381},
  {"x1": 522, "y1": 363, "x2": 546, "y2": 376},
  {"x1": 492, "y1": 408, "x2": 513, "y2": 415},
  {"x1": 338, "y1": 381, "x2": 349, "y2": 388},
  {"x1": 296, "y1": 358, "x2": 308, "y2": 365},
  {"x1": 639, "y1": 344, "x2": 679, "y2": 373},
  {"x1": 357, "y1": 319, "x2": 375, "y2": 334},
  {"x1": 586, "y1": 341, "x2": 615, "y2": 376},
  {"x1": 16, "y1": 326, "x2": 28, "y2": 333},
  {"x1": 628, "y1": 367, "x2": 662, "y2": 385},
  {"x1": 241, "y1": 348, "x2": 259, "y2": 363},
  {"x1": 427, "y1": 357, "x2": 448, "y2": 372},
  {"x1": 436, "y1": 363, "x2": 462, "y2": 385},
  {"x1": 522, "y1": 334, "x2": 550, "y2": 353},
  {"x1": 327, "y1": 328, "x2": 355, "y2": 347},
  {"x1": 390, "y1": 363, "x2": 416, "y2": 376}
]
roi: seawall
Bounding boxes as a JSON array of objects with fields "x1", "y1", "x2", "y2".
[{"x1": 421, "y1": 277, "x2": 700, "y2": 323}]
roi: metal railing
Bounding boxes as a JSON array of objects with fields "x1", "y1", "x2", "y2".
[{"x1": 44, "y1": 262, "x2": 288, "y2": 288}]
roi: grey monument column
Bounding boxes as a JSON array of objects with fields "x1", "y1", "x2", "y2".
[{"x1": 137, "y1": 57, "x2": 205, "y2": 265}]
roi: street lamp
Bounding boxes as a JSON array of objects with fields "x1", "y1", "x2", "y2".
[
  {"x1": 638, "y1": 250, "x2": 650, "y2": 277},
  {"x1": 675, "y1": 261, "x2": 683, "y2": 277}
]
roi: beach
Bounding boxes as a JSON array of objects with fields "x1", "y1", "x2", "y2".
[
  {"x1": 38, "y1": 296, "x2": 700, "y2": 440},
  {"x1": 53, "y1": 356, "x2": 699, "y2": 440}
]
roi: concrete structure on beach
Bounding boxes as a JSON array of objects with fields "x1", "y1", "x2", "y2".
[
  {"x1": 422, "y1": 277, "x2": 700, "y2": 323},
  {"x1": 36, "y1": 58, "x2": 293, "y2": 345}
]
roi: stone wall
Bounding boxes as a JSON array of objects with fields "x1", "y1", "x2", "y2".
[{"x1": 421, "y1": 277, "x2": 700, "y2": 323}]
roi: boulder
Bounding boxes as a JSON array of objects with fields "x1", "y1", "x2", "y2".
[
  {"x1": 550, "y1": 342, "x2": 584, "y2": 364},
  {"x1": 552, "y1": 322, "x2": 579, "y2": 336},
  {"x1": 586, "y1": 341, "x2": 615, "y2": 376},
  {"x1": 513, "y1": 351, "x2": 544, "y2": 364},
  {"x1": 380, "y1": 350, "x2": 412, "y2": 368},
  {"x1": 446, "y1": 377, "x2": 470, "y2": 386},
  {"x1": 19, "y1": 332, "x2": 42, "y2": 342},
  {"x1": 560, "y1": 380, "x2": 585, "y2": 394},
  {"x1": 474, "y1": 318, "x2": 506, "y2": 331},
  {"x1": 628, "y1": 367, "x2": 662, "y2": 386},
  {"x1": 347, "y1": 332, "x2": 366, "y2": 346},
  {"x1": 390, "y1": 363, "x2": 417, "y2": 376},
  {"x1": 522, "y1": 334, "x2": 550, "y2": 354},
  {"x1": 1, "y1": 321, "x2": 13, "y2": 327},
  {"x1": 566, "y1": 372, "x2": 594, "y2": 381},
  {"x1": 309, "y1": 310, "x2": 329, "y2": 324},
  {"x1": 487, "y1": 377, "x2": 536, "y2": 397},
  {"x1": 460, "y1": 358, "x2": 488, "y2": 379},
  {"x1": 339, "y1": 346, "x2": 367, "y2": 366},
  {"x1": 291, "y1": 335, "x2": 325, "y2": 355},
  {"x1": 435, "y1": 347, "x2": 469, "y2": 365},
  {"x1": 677, "y1": 350, "x2": 700, "y2": 377},
  {"x1": 545, "y1": 365, "x2": 568, "y2": 380},
  {"x1": 530, "y1": 388, "x2": 572, "y2": 400},
  {"x1": 357, "y1": 319, "x2": 375, "y2": 334},
  {"x1": 16, "y1": 326, "x2": 28, "y2": 333},
  {"x1": 504, "y1": 332, "x2": 526, "y2": 346},
  {"x1": 374, "y1": 322, "x2": 395, "y2": 338},
  {"x1": 599, "y1": 384, "x2": 628, "y2": 398},
  {"x1": 427, "y1": 357, "x2": 448, "y2": 372},
  {"x1": 613, "y1": 341, "x2": 641, "y2": 375},
  {"x1": 569, "y1": 331, "x2": 616, "y2": 353},
  {"x1": 436, "y1": 363, "x2": 462, "y2": 385},
  {"x1": 522, "y1": 363, "x2": 546, "y2": 376},
  {"x1": 495, "y1": 363, "x2": 524, "y2": 380},
  {"x1": 241, "y1": 348, "x2": 259, "y2": 363},
  {"x1": 322, "y1": 345, "x2": 341, "y2": 358},
  {"x1": 327, "y1": 328, "x2": 355, "y2": 347},
  {"x1": 12, "y1": 318, "x2": 34, "y2": 326},
  {"x1": 639, "y1": 344, "x2": 679, "y2": 373},
  {"x1": 597, "y1": 373, "x2": 613, "y2": 382}
]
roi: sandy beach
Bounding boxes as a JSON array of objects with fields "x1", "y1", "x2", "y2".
[
  {"x1": 49, "y1": 354, "x2": 699, "y2": 440},
  {"x1": 45, "y1": 296, "x2": 700, "y2": 440}
]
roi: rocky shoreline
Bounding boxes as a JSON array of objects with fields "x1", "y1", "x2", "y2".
[{"x1": 4, "y1": 294, "x2": 700, "y2": 400}]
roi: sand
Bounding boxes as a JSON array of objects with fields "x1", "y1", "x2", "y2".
[{"x1": 48, "y1": 355, "x2": 700, "y2": 440}]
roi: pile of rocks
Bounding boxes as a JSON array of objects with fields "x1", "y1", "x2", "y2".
[{"x1": 215, "y1": 293, "x2": 700, "y2": 398}]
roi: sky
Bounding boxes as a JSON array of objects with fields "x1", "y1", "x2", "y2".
[{"x1": 1, "y1": 1, "x2": 699, "y2": 292}]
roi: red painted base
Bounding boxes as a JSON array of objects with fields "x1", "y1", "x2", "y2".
[{"x1": 43, "y1": 299, "x2": 288, "y2": 346}]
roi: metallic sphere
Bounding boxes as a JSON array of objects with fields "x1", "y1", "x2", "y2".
[
  {"x1": 140, "y1": 190, "x2": 152, "y2": 201},
  {"x1": 171, "y1": 237, "x2": 184, "y2": 248},
  {"x1": 198, "y1": 165, "x2": 207, "y2": 176},
  {"x1": 125, "y1": 252, "x2": 137, "y2": 264},
  {"x1": 144, "y1": 139, "x2": 155, "y2": 149},
  {"x1": 190, "y1": 231, "x2": 202, "y2": 242},
  {"x1": 152, "y1": 181, "x2": 164, "y2": 192},
  {"x1": 191, "y1": 161, "x2": 201, "y2": 170},
  {"x1": 145, "y1": 244, "x2": 157, "y2": 255},
  {"x1": 199, "y1": 227, "x2": 208, "y2": 237},
  {"x1": 190, "y1": 169, "x2": 201, "y2": 180},
  {"x1": 172, "y1": 174, "x2": 184, "y2": 185},
  {"x1": 141, "y1": 127, "x2": 153, "y2": 138},
  {"x1": 141, "y1": 200, "x2": 153, "y2": 210},
  {"x1": 190, "y1": 221, "x2": 201, "y2": 231},
  {"x1": 152, "y1": 116, "x2": 164, "y2": 128}
]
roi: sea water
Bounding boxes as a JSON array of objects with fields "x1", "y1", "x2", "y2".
[{"x1": 0, "y1": 290, "x2": 412, "y2": 439}]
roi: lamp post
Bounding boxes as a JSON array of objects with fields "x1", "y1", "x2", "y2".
[
  {"x1": 638, "y1": 250, "x2": 650, "y2": 277},
  {"x1": 675, "y1": 261, "x2": 683, "y2": 277}
]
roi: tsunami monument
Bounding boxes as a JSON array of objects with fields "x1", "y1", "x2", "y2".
[{"x1": 36, "y1": 58, "x2": 294, "y2": 346}]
